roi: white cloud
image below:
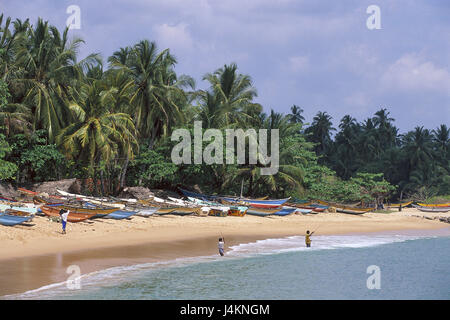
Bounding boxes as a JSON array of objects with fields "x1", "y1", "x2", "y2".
[
  {"x1": 381, "y1": 53, "x2": 450, "y2": 94},
  {"x1": 153, "y1": 23, "x2": 194, "y2": 52}
]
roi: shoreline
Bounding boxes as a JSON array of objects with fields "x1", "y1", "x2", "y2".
[{"x1": 1, "y1": 210, "x2": 449, "y2": 297}]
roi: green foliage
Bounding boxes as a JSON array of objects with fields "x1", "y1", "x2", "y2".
[{"x1": 0, "y1": 133, "x2": 18, "y2": 180}]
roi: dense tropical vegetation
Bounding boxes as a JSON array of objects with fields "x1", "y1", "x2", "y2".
[{"x1": 0, "y1": 15, "x2": 448, "y2": 204}]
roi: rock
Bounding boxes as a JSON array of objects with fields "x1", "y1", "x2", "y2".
[
  {"x1": 33, "y1": 178, "x2": 78, "y2": 195},
  {"x1": 119, "y1": 186, "x2": 155, "y2": 200},
  {"x1": 0, "y1": 181, "x2": 20, "y2": 199}
]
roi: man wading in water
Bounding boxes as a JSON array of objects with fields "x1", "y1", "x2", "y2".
[
  {"x1": 218, "y1": 237, "x2": 225, "y2": 256},
  {"x1": 305, "y1": 230, "x2": 314, "y2": 248}
]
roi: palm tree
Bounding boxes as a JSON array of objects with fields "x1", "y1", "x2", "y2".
[
  {"x1": 401, "y1": 127, "x2": 436, "y2": 190},
  {"x1": 56, "y1": 79, "x2": 138, "y2": 182},
  {"x1": 304, "y1": 111, "x2": 335, "y2": 163},
  {"x1": 14, "y1": 18, "x2": 99, "y2": 141},
  {"x1": 289, "y1": 105, "x2": 305, "y2": 124},
  {"x1": 202, "y1": 63, "x2": 257, "y2": 128},
  {"x1": 109, "y1": 40, "x2": 194, "y2": 148}
]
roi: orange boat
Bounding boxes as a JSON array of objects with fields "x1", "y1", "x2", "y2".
[{"x1": 41, "y1": 206, "x2": 96, "y2": 222}]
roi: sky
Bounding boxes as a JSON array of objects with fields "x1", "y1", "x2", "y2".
[{"x1": 1, "y1": 0, "x2": 449, "y2": 133}]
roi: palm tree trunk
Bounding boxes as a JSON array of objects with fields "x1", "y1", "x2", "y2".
[{"x1": 119, "y1": 155, "x2": 129, "y2": 190}]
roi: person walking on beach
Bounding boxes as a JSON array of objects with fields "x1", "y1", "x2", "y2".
[
  {"x1": 59, "y1": 209, "x2": 70, "y2": 234},
  {"x1": 305, "y1": 230, "x2": 314, "y2": 248},
  {"x1": 218, "y1": 237, "x2": 225, "y2": 256}
]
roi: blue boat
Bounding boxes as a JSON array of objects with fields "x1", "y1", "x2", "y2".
[
  {"x1": 221, "y1": 197, "x2": 290, "y2": 208},
  {"x1": 179, "y1": 188, "x2": 218, "y2": 202},
  {"x1": 103, "y1": 210, "x2": 137, "y2": 220},
  {"x1": 0, "y1": 213, "x2": 33, "y2": 226},
  {"x1": 272, "y1": 208, "x2": 297, "y2": 216}
]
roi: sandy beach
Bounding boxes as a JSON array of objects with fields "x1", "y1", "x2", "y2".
[{"x1": 1, "y1": 208, "x2": 449, "y2": 297}]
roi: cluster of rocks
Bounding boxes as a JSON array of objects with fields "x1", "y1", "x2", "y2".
[{"x1": 411, "y1": 214, "x2": 450, "y2": 224}]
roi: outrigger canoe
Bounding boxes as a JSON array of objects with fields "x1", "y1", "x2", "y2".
[
  {"x1": 412, "y1": 204, "x2": 450, "y2": 213},
  {"x1": 417, "y1": 203, "x2": 450, "y2": 208},
  {"x1": 336, "y1": 208, "x2": 373, "y2": 215},
  {"x1": 221, "y1": 197, "x2": 290, "y2": 209},
  {"x1": 272, "y1": 208, "x2": 297, "y2": 216},
  {"x1": 41, "y1": 206, "x2": 96, "y2": 222},
  {"x1": 246, "y1": 207, "x2": 280, "y2": 217},
  {"x1": 387, "y1": 201, "x2": 413, "y2": 208}
]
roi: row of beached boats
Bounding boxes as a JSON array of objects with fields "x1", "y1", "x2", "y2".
[{"x1": 0, "y1": 187, "x2": 449, "y2": 227}]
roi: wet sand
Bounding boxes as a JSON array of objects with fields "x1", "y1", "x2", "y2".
[{"x1": 1, "y1": 209, "x2": 449, "y2": 297}]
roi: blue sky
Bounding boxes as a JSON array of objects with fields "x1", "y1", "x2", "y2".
[{"x1": 1, "y1": 0, "x2": 449, "y2": 132}]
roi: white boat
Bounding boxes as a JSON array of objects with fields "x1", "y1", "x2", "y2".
[
  {"x1": 135, "y1": 207, "x2": 160, "y2": 217},
  {"x1": 412, "y1": 204, "x2": 450, "y2": 213}
]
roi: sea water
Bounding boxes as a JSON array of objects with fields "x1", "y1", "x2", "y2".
[{"x1": 5, "y1": 231, "x2": 450, "y2": 300}]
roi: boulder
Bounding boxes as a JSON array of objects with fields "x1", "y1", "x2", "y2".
[
  {"x1": 33, "y1": 178, "x2": 78, "y2": 195},
  {"x1": 0, "y1": 181, "x2": 20, "y2": 199},
  {"x1": 120, "y1": 186, "x2": 155, "y2": 200}
]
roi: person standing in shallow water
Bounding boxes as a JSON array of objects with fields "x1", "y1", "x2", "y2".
[
  {"x1": 218, "y1": 237, "x2": 225, "y2": 256},
  {"x1": 305, "y1": 230, "x2": 314, "y2": 247}
]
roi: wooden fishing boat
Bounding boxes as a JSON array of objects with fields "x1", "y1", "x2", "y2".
[
  {"x1": 4, "y1": 209, "x2": 33, "y2": 217},
  {"x1": 317, "y1": 199, "x2": 374, "y2": 212},
  {"x1": 336, "y1": 208, "x2": 373, "y2": 215},
  {"x1": 56, "y1": 205, "x2": 118, "y2": 215},
  {"x1": 103, "y1": 210, "x2": 137, "y2": 220},
  {"x1": 0, "y1": 213, "x2": 33, "y2": 226},
  {"x1": 272, "y1": 208, "x2": 296, "y2": 216},
  {"x1": 246, "y1": 207, "x2": 280, "y2": 217},
  {"x1": 221, "y1": 197, "x2": 290, "y2": 209},
  {"x1": 286, "y1": 203, "x2": 325, "y2": 212},
  {"x1": 412, "y1": 204, "x2": 450, "y2": 213},
  {"x1": 228, "y1": 206, "x2": 247, "y2": 217},
  {"x1": 416, "y1": 203, "x2": 450, "y2": 208},
  {"x1": 41, "y1": 206, "x2": 96, "y2": 222},
  {"x1": 387, "y1": 201, "x2": 413, "y2": 208},
  {"x1": 295, "y1": 208, "x2": 313, "y2": 214},
  {"x1": 209, "y1": 207, "x2": 229, "y2": 217},
  {"x1": 133, "y1": 207, "x2": 160, "y2": 217},
  {"x1": 0, "y1": 204, "x2": 38, "y2": 214},
  {"x1": 170, "y1": 207, "x2": 200, "y2": 216},
  {"x1": 154, "y1": 208, "x2": 176, "y2": 215}
]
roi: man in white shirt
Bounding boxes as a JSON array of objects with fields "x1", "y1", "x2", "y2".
[
  {"x1": 59, "y1": 209, "x2": 70, "y2": 234},
  {"x1": 218, "y1": 237, "x2": 225, "y2": 256}
]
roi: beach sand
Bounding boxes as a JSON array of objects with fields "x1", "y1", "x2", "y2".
[{"x1": 1, "y1": 208, "x2": 449, "y2": 297}]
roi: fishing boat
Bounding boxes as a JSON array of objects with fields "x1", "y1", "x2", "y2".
[
  {"x1": 221, "y1": 197, "x2": 290, "y2": 209},
  {"x1": 103, "y1": 210, "x2": 137, "y2": 220},
  {"x1": 412, "y1": 204, "x2": 450, "y2": 213},
  {"x1": 209, "y1": 207, "x2": 229, "y2": 217},
  {"x1": 272, "y1": 207, "x2": 297, "y2": 216},
  {"x1": 179, "y1": 188, "x2": 219, "y2": 202},
  {"x1": 246, "y1": 207, "x2": 280, "y2": 217},
  {"x1": 295, "y1": 208, "x2": 313, "y2": 214},
  {"x1": 4, "y1": 209, "x2": 34, "y2": 217},
  {"x1": 228, "y1": 206, "x2": 247, "y2": 217},
  {"x1": 0, "y1": 213, "x2": 33, "y2": 226},
  {"x1": 416, "y1": 203, "x2": 450, "y2": 208},
  {"x1": 55, "y1": 205, "x2": 119, "y2": 215},
  {"x1": 0, "y1": 204, "x2": 38, "y2": 214},
  {"x1": 41, "y1": 206, "x2": 96, "y2": 222},
  {"x1": 286, "y1": 203, "x2": 325, "y2": 212},
  {"x1": 170, "y1": 207, "x2": 200, "y2": 216},
  {"x1": 336, "y1": 208, "x2": 372, "y2": 215},
  {"x1": 133, "y1": 207, "x2": 160, "y2": 217},
  {"x1": 387, "y1": 201, "x2": 413, "y2": 208},
  {"x1": 154, "y1": 208, "x2": 176, "y2": 215}
]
